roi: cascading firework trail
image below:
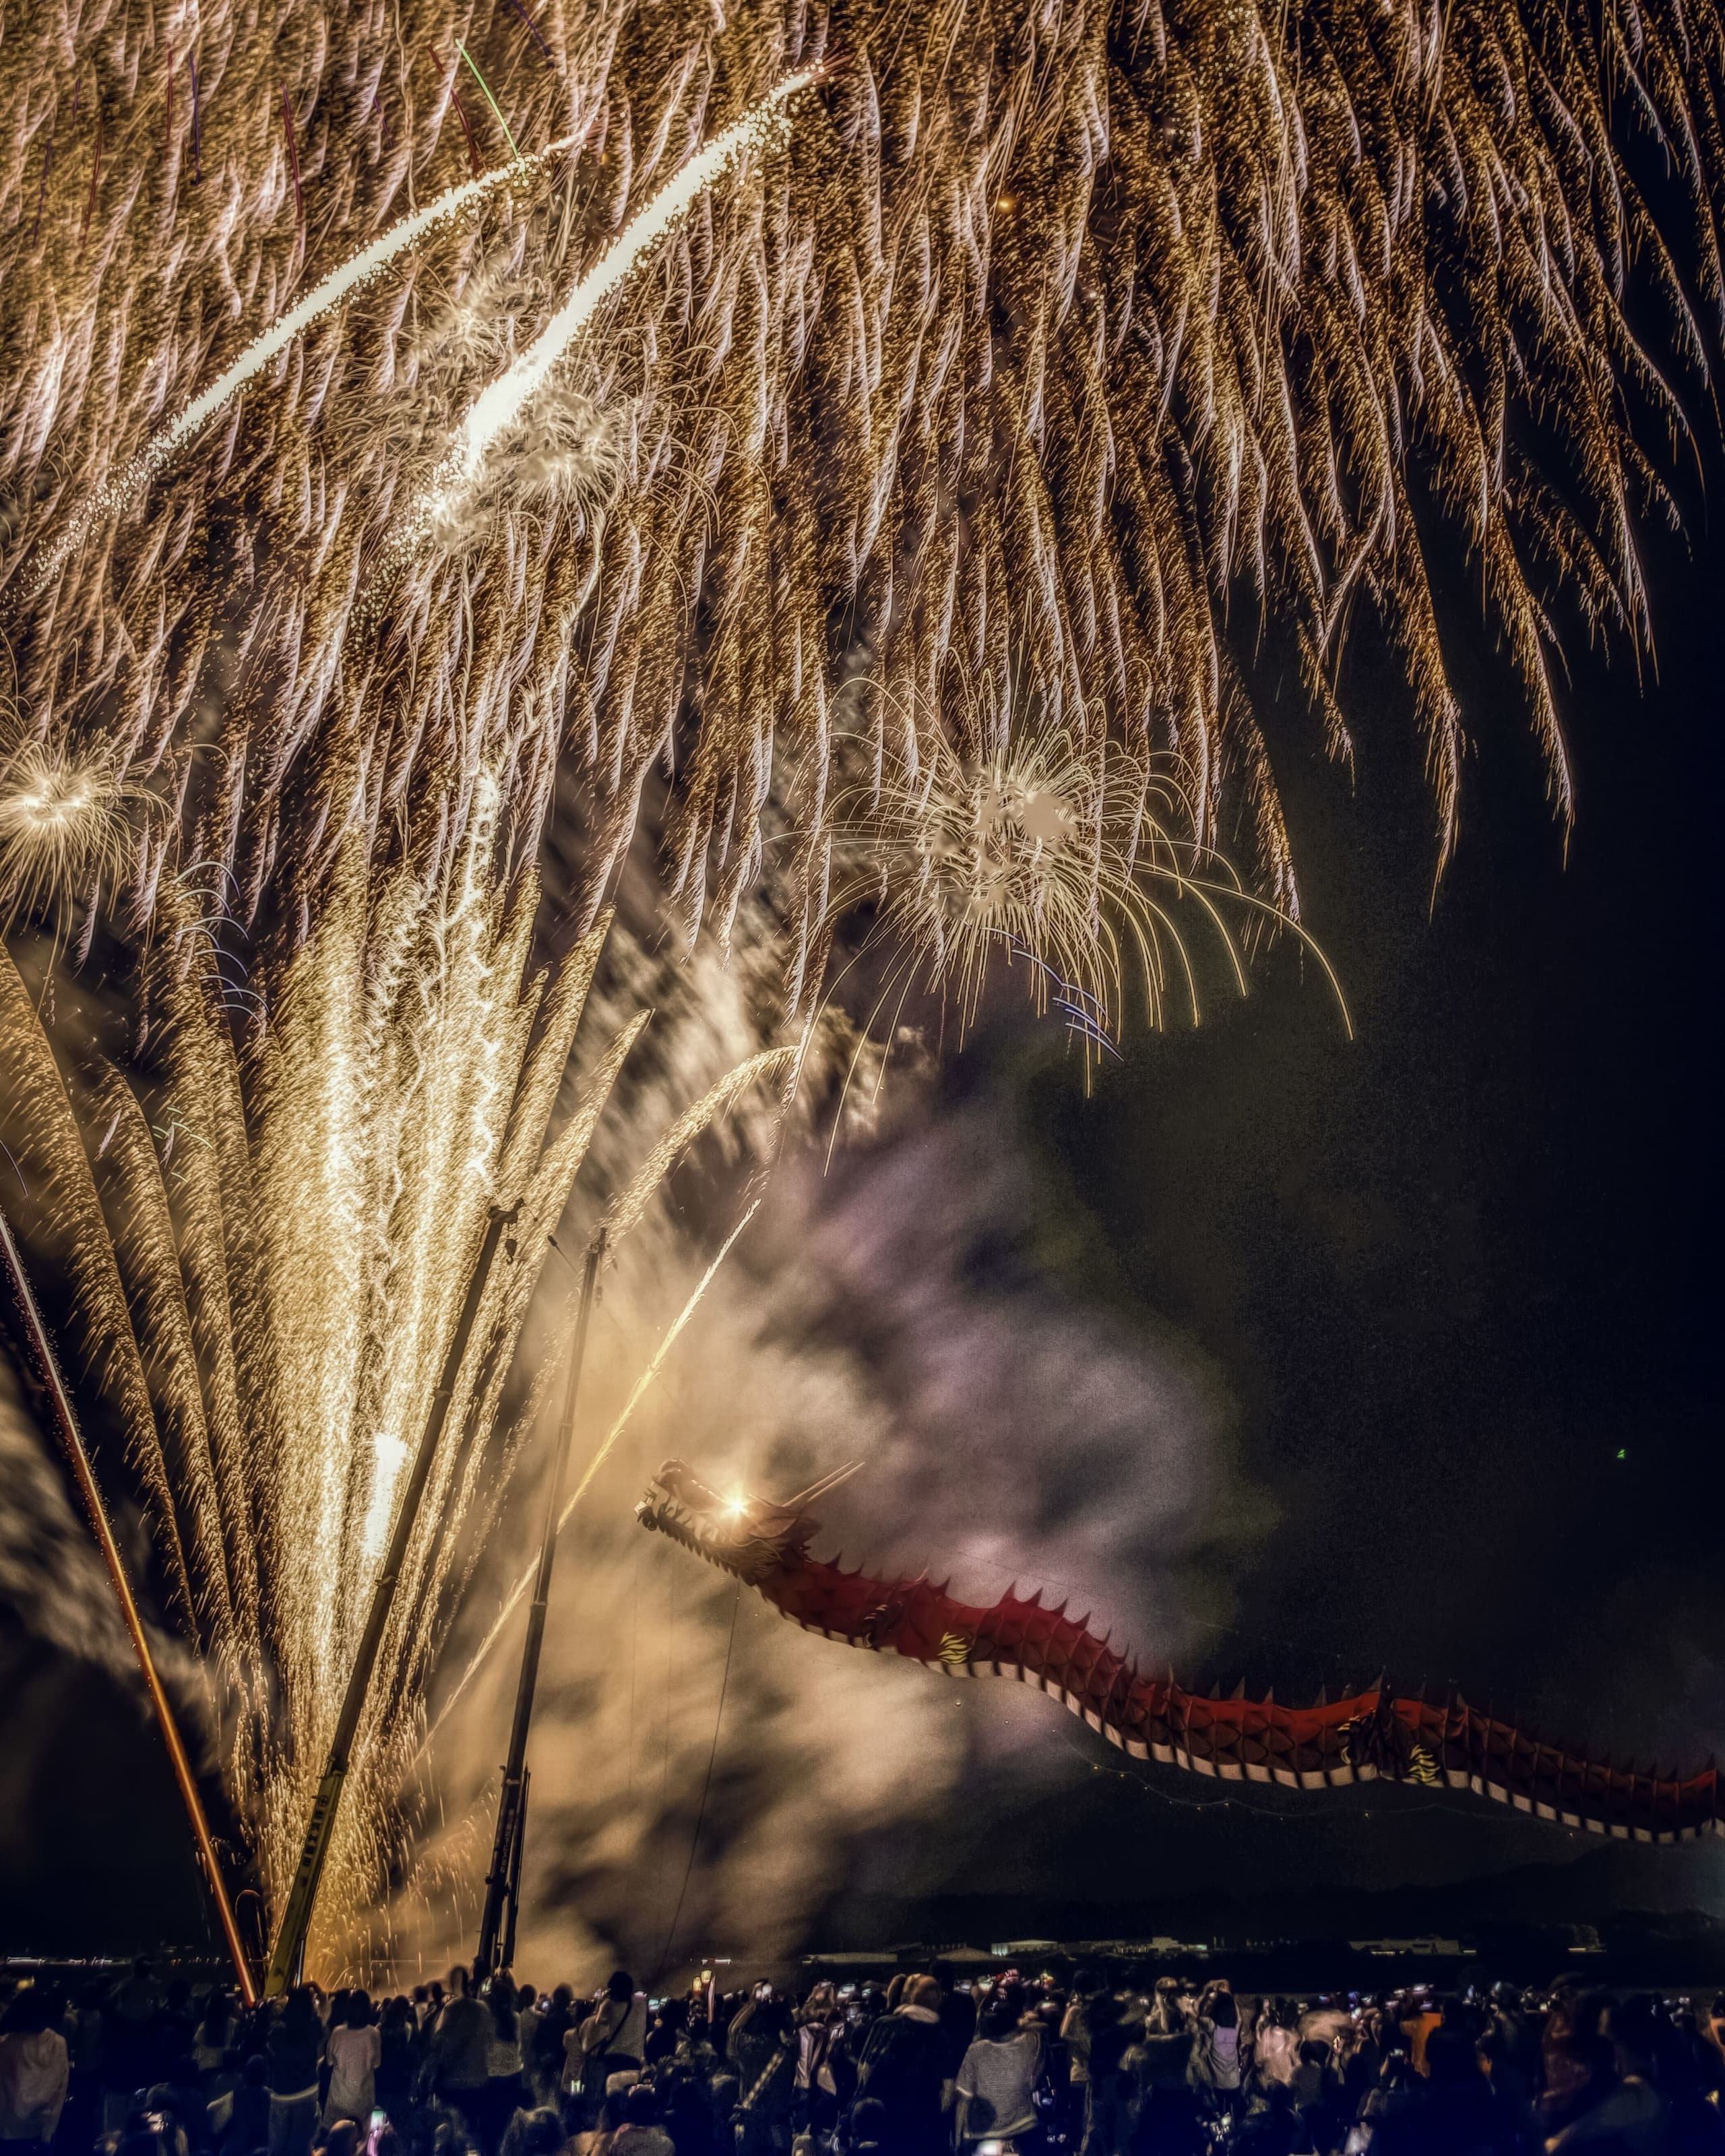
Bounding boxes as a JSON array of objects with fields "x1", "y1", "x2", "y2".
[
  {"x1": 0, "y1": 794, "x2": 792, "y2": 1970},
  {"x1": 413, "y1": 69, "x2": 818, "y2": 552},
  {"x1": 2, "y1": 793, "x2": 635, "y2": 1955},
  {"x1": 0, "y1": 0, "x2": 1718, "y2": 991},
  {"x1": 22, "y1": 127, "x2": 590, "y2": 600}
]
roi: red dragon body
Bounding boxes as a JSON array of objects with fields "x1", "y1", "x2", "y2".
[{"x1": 637, "y1": 1461, "x2": 1720, "y2": 1847}]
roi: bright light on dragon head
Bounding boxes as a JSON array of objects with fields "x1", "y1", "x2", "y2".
[{"x1": 634, "y1": 1459, "x2": 818, "y2": 1585}]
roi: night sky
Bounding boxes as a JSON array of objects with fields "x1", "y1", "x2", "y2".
[
  {"x1": 912, "y1": 470, "x2": 1725, "y2": 1927},
  {"x1": 4, "y1": 457, "x2": 1723, "y2": 1963}
]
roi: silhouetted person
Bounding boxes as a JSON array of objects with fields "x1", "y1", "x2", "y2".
[
  {"x1": 427, "y1": 1969, "x2": 491, "y2": 2121},
  {"x1": 472, "y1": 1979, "x2": 523, "y2": 2156},
  {"x1": 0, "y1": 1985, "x2": 69, "y2": 2153},
  {"x1": 106, "y1": 1962, "x2": 166, "y2": 2128},
  {"x1": 313, "y1": 2122, "x2": 360, "y2": 2156},
  {"x1": 851, "y1": 1974, "x2": 947, "y2": 2156},
  {"x1": 497, "y1": 2105, "x2": 563, "y2": 2156},
  {"x1": 375, "y1": 2000, "x2": 416, "y2": 2117},
  {"x1": 848, "y1": 2096, "x2": 887, "y2": 2156},
  {"x1": 573, "y1": 1975, "x2": 645, "y2": 2105},
  {"x1": 220, "y1": 2057, "x2": 271, "y2": 2156},
  {"x1": 265, "y1": 1991, "x2": 323, "y2": 2156},
  {"x1": 528, "y1": 1989, "x2": 571, "y2": 2104},
  {"x1": 955, "y1": 1995, "x2": 1042, "y2": 2149},
  {"x1": 313, "y1": 1997, "x2": 367, "y2": 2133}
]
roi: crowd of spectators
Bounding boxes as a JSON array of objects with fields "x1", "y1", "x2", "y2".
[{"x1": 4, "y1": 1955, "x2": 1725, "y2": 2156}]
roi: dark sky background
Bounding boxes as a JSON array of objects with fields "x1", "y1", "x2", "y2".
[
  {"x1": 4, "y1": 447, "x2": 1724, "y2": 1957},
  {"x1": 881, "y1": 477, "x2": 1725, "y2": 1932}
]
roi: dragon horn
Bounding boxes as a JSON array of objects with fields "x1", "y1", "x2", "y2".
[{"x1": 784, "y1": 1460, "x2": 862, "y2": 1508}]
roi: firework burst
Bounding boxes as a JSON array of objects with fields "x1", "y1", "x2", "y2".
[
  {"x1": 1, "y1": 0, "x2": 1722, "y2": 1983},
  {"x1": 399, "y1": 70, "x2": 816, "y2": 567},
  {"x1": 0, "y1": 795, "x2": 795, "y2": 1969},
  {"x1": 826, "y1": 723, "x2": 1348, "y2": 1058},
  {"x1": 0, "y1": 733, "x2": 141, "y2": 929},
  {"x1": 22, "y1": 129, "x2": 590, "y2": 601},
  {"x1": 425, "y1": 381, "x2": 630, "y2": 553}
]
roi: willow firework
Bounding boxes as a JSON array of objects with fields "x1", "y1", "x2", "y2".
[
  {"x1": 21, "y1": 124, "x2": 592, "y2": 602},
  {"x1": 0, "y1": 795, "x2": 791, "y2": 1967},
  {"x1": 414, "y1": 69, "x2": 817, "y2": 555},
  {"x1": 1, "y1": 0, "x2": 1718, "y2": 997},
  {"x1": 823, "y1": 721, "x2": 1352, "y2": 1057}
]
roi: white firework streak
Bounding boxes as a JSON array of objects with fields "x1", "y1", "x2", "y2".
[
  {"x1": 412, "y1": 68, "x2": 817, "y2": 543},
  {"x1": 418, "y1": 1199, "x2": 759, "y2": 1757},
  {"x1": 27, "y1": 131, "x2": 586, "y2": 598}
]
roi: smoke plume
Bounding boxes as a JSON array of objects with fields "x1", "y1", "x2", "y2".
[
  {"x1": 402, "y1": 941, "x2": 1242, "y2": 1982},
  {"x1": 0, "y1": 1345, "x2": 130, "y2": 1674}
]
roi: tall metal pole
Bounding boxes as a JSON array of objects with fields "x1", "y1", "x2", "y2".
[
  {"x1": 265, "y1": 1199, "x2": 521, "y2": 1996},
  {"x1": 474, "y1": 1230, "x2": 604, "y2": 1979},
  {"x1": 0, "y1": 1200, "x2": 258, "y2": 2006}
]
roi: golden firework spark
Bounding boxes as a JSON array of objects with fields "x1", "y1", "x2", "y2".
[
  {"x1": 825, "y1": 722, "x2": 1348, "y2": 1058},
  {"x1": 0, "y1": 792, "x2": 796, "y2": 1968},
  {"x1": 0, "y1": 735, "x2": 138, "y2": 927},
  {"x1": 415, "y1": 70, "x2": 817, "y2": 554},
  {"x1": 0, "y1": 0, "x2": 1719, "y2": 1983},
  {"x1": 23, "y1": 130, "x2": 590, "y2": 600},
  {"x1": 0, "y1": 2, "x2": 1713, "y2": 974}
]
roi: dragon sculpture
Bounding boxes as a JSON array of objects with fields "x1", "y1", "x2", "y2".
[{"x1": 637, "y1": 1462, "x2": 1720, "y2": 1847}]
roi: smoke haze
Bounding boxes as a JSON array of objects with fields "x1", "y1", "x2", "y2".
[{"x1": 402, "y1": 960, "x2": 1243, "y2": 1980}]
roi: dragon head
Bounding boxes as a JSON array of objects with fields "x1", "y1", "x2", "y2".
[{"x1": 635, "y1": 1459, "x2": 823, "y2": 1584}]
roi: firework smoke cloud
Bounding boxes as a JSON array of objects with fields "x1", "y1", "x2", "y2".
[{"x1": 413, "y1": 952, "x2": 1234, "y2": 1981}]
